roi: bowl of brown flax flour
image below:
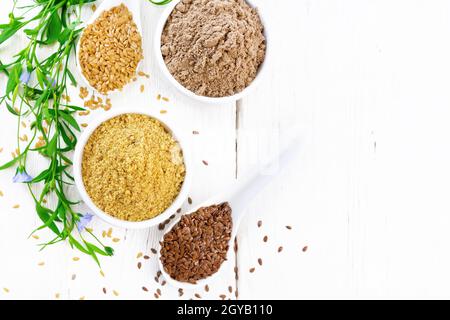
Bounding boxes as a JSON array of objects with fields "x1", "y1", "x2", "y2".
[
  {"x1": 73, "y1": 109, "x2": 192, "y2": 229},
  {"x1": 154, "y1": 0, "x2": 268, "y2": 104}
]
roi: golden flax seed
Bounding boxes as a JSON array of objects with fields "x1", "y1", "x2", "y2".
[{"x1": 79, "y1": 4, "x2": 143, "y2": 94}]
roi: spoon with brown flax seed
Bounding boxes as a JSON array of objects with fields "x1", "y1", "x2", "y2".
[{"x1": 157, "y1": 136, "x2": 303, "y2": 290}]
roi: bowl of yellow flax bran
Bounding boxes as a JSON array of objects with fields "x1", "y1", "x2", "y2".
[{"x1": 73, "y1": 109, "x2": 191, "y2": 229}]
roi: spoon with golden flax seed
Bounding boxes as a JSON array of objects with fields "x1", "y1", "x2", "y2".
[{"x1": 157, "y1": 136, "x2": 303, "y2": 289}]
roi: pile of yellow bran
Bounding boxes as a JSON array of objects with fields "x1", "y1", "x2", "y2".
[{"x1": 82, "y1": 114, "x2": 185, "y2": 221}]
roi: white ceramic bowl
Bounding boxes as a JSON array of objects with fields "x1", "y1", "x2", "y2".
[
  {"x1": 73, "y1": 108, "x2": 192, "y2": 229},
  {"x1": 154, "y1": 0, "x2": 269, "y2": 104}
]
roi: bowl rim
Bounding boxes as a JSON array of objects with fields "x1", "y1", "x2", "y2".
[
  {"x1": 73, "y1": 108, "x2": 192, "y2": 229},
  {"x1": 154, "y1": 0, "x2": 269, "y2": 104}
]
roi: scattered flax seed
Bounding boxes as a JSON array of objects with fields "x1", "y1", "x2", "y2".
[
  {"x1": 302, "y1": 246, "x2": 308, "y2": 252},
  {"x1": 178, "y1": 288, "x2": 184, "y2": 297},
  {"x1": 188, "y1": 197, "x2": 192, "y2": 205},
  {"x1": 112, "y1": 237, "x2": 120, "y2": 243},
  {"x1": 195, "y1": 293, "x2": 201, "y2": 299},
  {"x1": 55, "y1": 293, "x2": 60, "y2": 299},
  {"x1": 32, "y1": 234, "x2": 39, "y2": 240},
  {"x1": 156, "y1": 288, "x2": 162, "y2": 296},
  {"x1": 137, "y1": 262, "x2": 142, "y2": 269},
  {"x1": 35, "y1": 140, "x2": 46, "y2": 148},
  {"x1": 0, "y1": 148, "x2": 3, "y2": 153},
  {"x1": 79, "y1": 296, "x2": 85, "y2": 300},
  {"x1": 81, "y1": 123, "x2": 88, "y2": 128},
  {"x1": 91, "y1": 4, "x2": 96, "y2": 11},
  {"x1": 13, "y1": 204, "x2": 20, "y2": 209},
  {"x1": 102, "y1": 287, "x2": 107, "y2": 294},
  {"x1": 71, "y1": 274, "x2": 76, "y2": 280},
  {"x1": 228, "y1": 286, "x2": 233, "y2": 293},
  {"x1": 177, "y1": 208, "x2": 182, "y2": 213},
  {"x1": 157, "y1": 270, "x2": 162, "y2": 278},
  {"x1": 286, "y1": 225, "x2": 292, "y2": 230},
  {"x1": 78, "y1": 110, "x2": 91, "y2": 116},
  {"x1": 162, "y1": 97, "x2": 169, "y2": 102},
  {"x1": 157, "y1": 94, "x2": 161, "y2": 100},
  {"x1": 73, "y1": 257, "x2": 80, "y2": 261},
  {"x1": 113, "y1": 290, "x2": 119, "y2": 296},
  {"x1": 263, "y1": 235, "x2": 268, "y2": 242},
  {"x1": 136, "y1": 252, "x2": 143, "y2": 259},
  {"x1": 219, "y1": 294, "x2": 226, "y2": 300},
  {"x1": 102, "y1": 230, "x2": 106, "y2": 238},
  {"x1": 79, "y1": 87, "x2": 89, "y2": 99},
  {"x1": 258, "y1": 258, "x2": 263, "y2": 266},
  {"x1": 161, "y1": 280, "x2": 166, "y2": 286},
  {"x1": 154, "y1": 293, "x2": 159, "y2": 299},
  {"x1": 192, "y1": 130, "x2": 199, "y2": 135},
  {"x1": 142, "y1": 286, "x2": 148, "y2": 292},
  {"x1": 19, "y1": 134, "x2": 28, "y2": 142},
  {"x1": 21, "y1": 121, "x2": 27, "y2": 128},
  {"x1": 202, "y1": 160, "x2": 209, "y2": 166},
  {"x1": 107, "y1": 228, "x2": 113, "y2": 238},
  {"x1": 257, "y1": 220, "x2": 262, "y2": 228},
  {"x1": 140, "y1": 85, "x2": 145, "y2": 93},
  {"x1": 3, "y1": 288, "x2": 9, "y2": 293},
  {"x1": 144, "y1": 255, "x2": 150, "y2": 260},
  {"x1": 249, "y1": 267, "x2": 255, "y2": 273},
  {"x1": 154, "y1": 276, "x2": 159, "y2": 283},
  {"x1": 151, "y1": 248, "x2": 157, "y2": 254},
  {"x1": 235, "y1": 289, "x2": 239, "y2": 298},
  {"x1": 0, "y1": 190, "x2": 4, "y2": 196},
  {"x1": 278, "y1": 246, "x2": 283, "y2": 253},
  {"x1": 38, "y1": 261, "x2": 45, "y2": 266},
  {"x1": 160, "y1": 110, "x2": 167, "y2": 114},
  {"x1": 205, "y1": 285, "x2": 209, "y2": 292},
  {"x1": 100, "y1": 270, "x2": 105, "y2": 277}
]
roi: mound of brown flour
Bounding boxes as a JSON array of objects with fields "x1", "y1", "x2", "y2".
[{"x1": 161, "y1": 0, "x2": 266, "y2": 98}]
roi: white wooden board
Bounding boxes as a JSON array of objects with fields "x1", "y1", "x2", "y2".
[{"x1": 2, "y1": 0, "x2": 450, "y2": 300}]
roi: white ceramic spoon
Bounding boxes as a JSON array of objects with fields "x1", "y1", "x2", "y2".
[
  {"x1": 157, "y1": 137, "x2": 302, "y2": 289},
  {"x1": 76, "y1": 0, "x2": 142, "y2": 93}
]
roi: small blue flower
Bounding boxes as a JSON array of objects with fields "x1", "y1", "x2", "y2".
[
  {"x1": 19, "y1": 70, "x2": 31, "y2": 84},
  {"x1": 13, "y1": 168, "x2": 33, "y2": 183},
  {"x1": 77, "y1": 213, "x2": 94, "y2": 232}
]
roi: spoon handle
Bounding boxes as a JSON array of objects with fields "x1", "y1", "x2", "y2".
[{"x1": 228, "y1": 137, "x2": 302, "y2": 230}]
